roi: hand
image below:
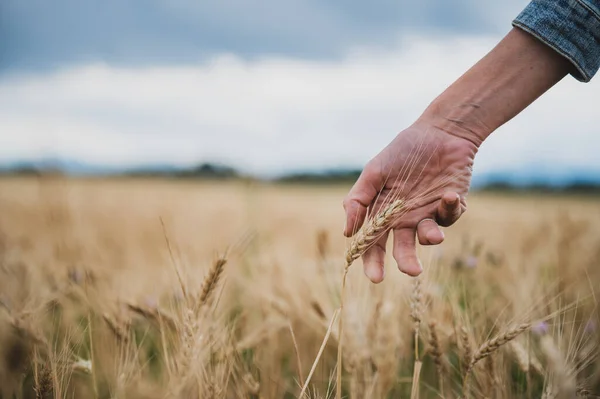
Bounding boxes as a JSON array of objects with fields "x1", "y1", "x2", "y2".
[{"x1": 343, "y1": 122, "x2": 479, "y2": 282}]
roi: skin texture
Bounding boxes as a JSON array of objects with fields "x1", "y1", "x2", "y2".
[{"x1": 344, "y1": 28, "x2": 572, "y2": 283}]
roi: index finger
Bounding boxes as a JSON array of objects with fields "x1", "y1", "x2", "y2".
[{"x1": 343, "y1": 164, "x2": 382, "y2": 237}]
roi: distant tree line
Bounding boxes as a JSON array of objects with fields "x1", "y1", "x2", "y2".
[{"x1": 2, "y1": 161, "x2": 600, "y2": 194}]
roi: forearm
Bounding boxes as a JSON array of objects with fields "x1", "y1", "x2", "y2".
[{"x1": 420, "y1": 27, "x2": 572, "y2": 145}]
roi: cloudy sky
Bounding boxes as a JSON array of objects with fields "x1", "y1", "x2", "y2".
[{"x1": 1, "y1": 0, "x2": 599, "y2": 179}]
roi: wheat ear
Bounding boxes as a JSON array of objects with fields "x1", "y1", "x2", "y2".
[
  {"x1": 198, "y1": 257, "x2": 227, "y2": 308},
  {"x1": 468, "y1": 323, "x2": 531, "y2": 373},
  {"x1": 410, "y1": 278, "x2": 423, "y2": 399},
  {"x1": 428, "y1": 321, "x2": 445, "y2": 397},
  {"x1": 336, "y1": 199, "x2": 405, "y2": 399},
  {"x1": 102, "y1": 313, "x2": 130, "y2": 344},
  {"x1": 460, "y1": 326, "x2": 472, "y2": 376},
  {"x1": 345, "y1": 199, "x2": 405, "y2": 266},
  {"x1": 34, "y1": 361, "x2": 52, "y2": 399},
  {"x1": 462, "y1": 323, "x2": 530, "y2": 396}
]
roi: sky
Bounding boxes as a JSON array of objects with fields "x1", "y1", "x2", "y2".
[{"x1": 1, "y1": 0, "x2": 599, "y2": 180}]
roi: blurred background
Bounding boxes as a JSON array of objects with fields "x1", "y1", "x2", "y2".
[
  {"x1": 1, "y1": 2, "x2": 599, "y2": 398},
  {"x1": 1, "y1": 0, "x2": 599, "y2": 187}
]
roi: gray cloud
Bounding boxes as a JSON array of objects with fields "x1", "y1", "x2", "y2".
[
  {"x1": 2, "y1": 35, "x2": 599, "y2": 177},
  {"x1": 1, "y1": 0, "x2": 527, "y2": 72}
]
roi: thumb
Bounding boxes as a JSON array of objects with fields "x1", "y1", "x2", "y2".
[{"x1": 343, "y1": 163, "x2": 382, "y2": 237}]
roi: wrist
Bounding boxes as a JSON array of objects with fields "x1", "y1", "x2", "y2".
[
  {"x1": 415, "y1": 28, "x2": 570, "y2": 149},
  {"x1": 418, "y1": 100, "x2": 491, "y2": 148}
]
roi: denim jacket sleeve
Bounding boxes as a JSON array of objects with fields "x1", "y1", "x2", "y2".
[{"x1": 513, "y1": 0, "x2": 600, "y2": 82}]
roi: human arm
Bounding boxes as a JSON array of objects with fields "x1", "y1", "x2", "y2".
[{"x1": 343, "y1": 20, "x2": 593, "y2": 282}]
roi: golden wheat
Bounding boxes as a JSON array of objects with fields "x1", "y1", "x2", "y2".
[{"x1": 0, "y1": 178, "x2": 598, "y2": 398}]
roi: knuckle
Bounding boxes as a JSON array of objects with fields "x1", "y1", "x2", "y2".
[
  {"x1": 392, "y1": 243, "x2": 412, "y2": 261},
  {"x1": 343, "y1": 196, "x2": 361, "y2": 213},
  {"x1": 342, "y1": 197, "x2": 351, "y2": 210},
  {"x1": 362, "y1": 161, "x2": 380, "y2": 180}
]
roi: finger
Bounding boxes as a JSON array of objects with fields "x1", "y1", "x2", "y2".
[
  {"x1": 362, "y1": 231, "x2": 389, "y2": 284},
  {"x1": 343, "y1": 163, "x2": 382, "y2": 237},
  {"x1": 416, "y1": 219, "x2": 444, "y2": 245},
  {"x1": 392, "y1": 228, "x2": 422, "y2": 276},
  {"x1": 436, "y1": 192, "x2": 463, "y2": 227}
]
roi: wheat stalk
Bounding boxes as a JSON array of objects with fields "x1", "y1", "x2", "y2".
[
  {"x1": 509, "y1": 340, "x2": 544, "y2": 375},
  {"x1": 540, "y1": 335, "x2": 576, "y2": 399},
  {"x1": 102, "y1": 313, "x2": 130, "y2": 344},
  {"x1": 34, "y1": 362, "x2": 52, "y2": 399},
  {"x1": 461, "y1": 326, "x2": 472, "y2": 375},
  {"x1": 372, "y1": 302, "x2": 398, "y2": 396},
  {"x1": 410, "y1": 278, "x2": 423, "y2": 399},
  {"x1": 464, "y1": 322, "x2": 532, "y2": 396},
  {"x1": 468, "y1": 323, "x2": 531, "y2": 373},
  {"x1": 243, "y1": 372, "x2": 260, "y2": 396},
  {"x1": 336, "y1": 199, "x2": 405, "y2": 399},
  {"x1": 428, "y1": 321, "x2": 445, "y2": 396},
  {"x1": 300, "y1": 309, "x2": 339, "y2": 398},
  {"x1": 126, "y1": 302, "x2": 177, "y2": 331},
  {"x1": 485, "y1": 355, "x2": 497, "y2": 396},
  {"x1": 288, "y1": 321, "x2": 305, "y2": 387},
  {"x1": 344, "y1": 199, "x2": 405, "y2": 267},
  {"x1": 411, "y1": 278, "x2": 423, "y2": 340},
  {"x1": 198, "y1": 257, "x2": 227, "y2": 308}
]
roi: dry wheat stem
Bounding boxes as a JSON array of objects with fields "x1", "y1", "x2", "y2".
[
  {"x1": 486, "y1": 355, "x2": 497, "y2": 395},
  {"x1": 428, "y1": 321, "x2": 445, "y2": 397},
  {"x1": 288, "y1": 321, "x2": 305, "y2": 388},
  {"x1": 336, "y1": 198, "x2": 405, "y2": 399},
  {"x1": 510, "y1": 340, "x2": 544, "y2": 375},
  {"x1": 160, "y1": 217, "x2": 189, "y2": 304},
  {"x1": 411, "y1": 360, "x2": 423, "y2": 399},
  {"x1": 367, "y1": 298, "x2": 383, "y2": 347},
  {"x1": 300, "y1": 308, "x2": 339, "y2": 399},
  {"x1": 541, "y1": 335, "x2": 576, "y2": 399},
  {"x1": 336, "y1": 268, "x2": 349, "y2": 399},
  {"x1": 243, "y1": 372, "x2": 260, "y2": 396}
]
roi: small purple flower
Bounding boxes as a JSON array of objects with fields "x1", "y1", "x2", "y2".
[
  {"x1": 532, "y1": 321, "x2": 549, "y2": 336},
  {"x1": 584, "y1": 319, "x2": 597, "y2": 334},
  {"x1": 465, "y1": 256, "x2": 478, "y2": 269}
]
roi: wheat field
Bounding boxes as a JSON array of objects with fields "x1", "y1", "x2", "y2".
[{"x1": 0, "y1": 176, "x2": 598, "y2": 398}]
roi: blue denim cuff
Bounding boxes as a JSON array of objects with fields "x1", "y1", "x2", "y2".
[{"x1": 513, "y1": 0, "x2": 600, "y2": 82}]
